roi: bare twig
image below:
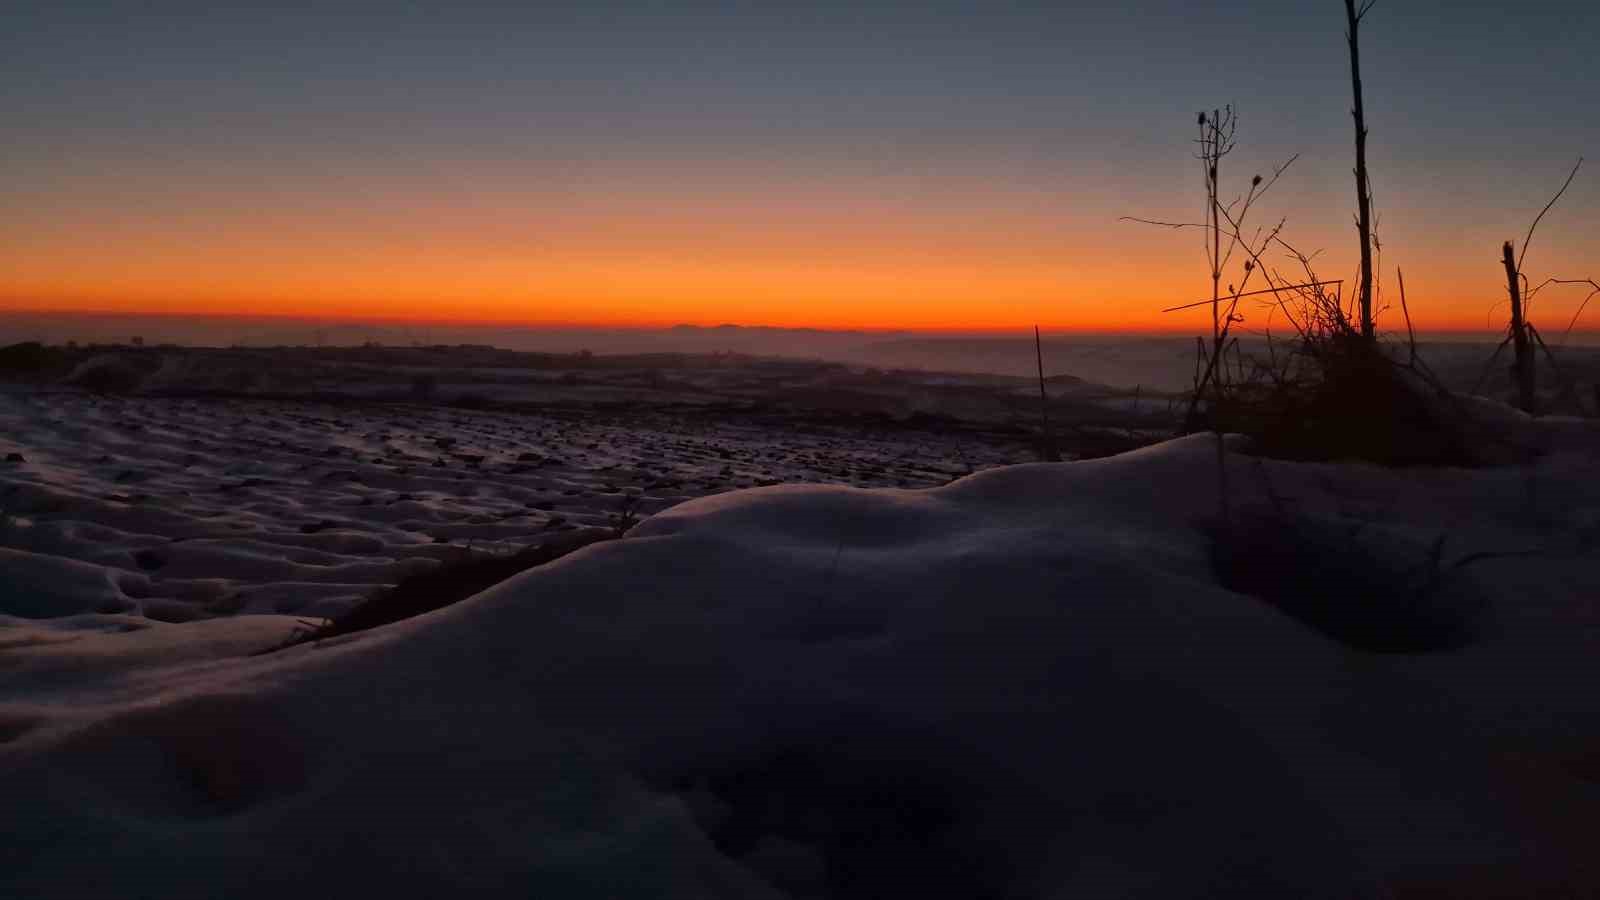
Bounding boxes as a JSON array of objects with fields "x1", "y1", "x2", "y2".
[
  {"x1": 1502, "y1": 239, "x2": 1537, "y2": 412},
  {"x1": 1121, "y1": 216, "x2": 1206, "y2": 229},
  {"x1": 1517, "y1": 157, "x2": 1583, "y2": 272},
  {"x1": 1162, "y1": 281, "x2": 1342, "y2": 313},
  {"x1": 1526, "y1": 323, "x2": 1573, "y2": 393},
  {"x1": 1470, "y1": 333, "x2": 1515, "y2": 396},
  {"x1": 1557, "y1": 279, "x2": 1600, "y2": 344},
  {"x1": 1397, "y1": 267, "x2": 1416, "y2": 365},
  {"x1": 1034, "y1": 325, "x2": 1058, "y2": 462}
]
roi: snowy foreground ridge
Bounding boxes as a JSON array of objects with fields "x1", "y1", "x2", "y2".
[{"x1": 4, "y1": 432, "x2": 1600, "y2": 897}]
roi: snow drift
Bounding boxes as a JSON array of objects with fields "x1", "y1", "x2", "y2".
[{"x1": 3, "y1": 433, "x2": 1599, "y2": 898}]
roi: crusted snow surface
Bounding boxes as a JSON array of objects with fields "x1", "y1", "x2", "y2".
[
  {"x1": 0, "y1": 389, "x2": 1017, "y2": 621},
  {"x1": 3, "y1": 431, "x2": 1600, "y2": 897}
]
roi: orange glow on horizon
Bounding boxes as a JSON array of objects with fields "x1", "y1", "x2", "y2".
[
  {"x1": 5, "y1": 3, "x2": 1597, "y2": 343},
  {"x1": 0, "y1": 233, "x2": 1546, "y2": 335},
  {"x1": 3, "y1": 168, "x2": 1591, "y2": 336},
  {"x1": 0, "y1": 266, "x2": 1556, "y2": 335}
]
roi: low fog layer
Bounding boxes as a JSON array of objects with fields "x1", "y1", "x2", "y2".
[{"x1": 10, "y1": 312, "x2": 1587, "y2": 394}]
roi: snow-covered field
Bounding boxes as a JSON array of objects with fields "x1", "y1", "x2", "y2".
[
  {"x1": 0, "y1": 388, "x2": 1026, "y2": 622},
  {"x1": 3, "y1": 387, "x2": 1600, "y2": 896}
]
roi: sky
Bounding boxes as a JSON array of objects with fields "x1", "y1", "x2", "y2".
[{"x1": 2, "y1": 1, "x2": 1596, "y2": 334}]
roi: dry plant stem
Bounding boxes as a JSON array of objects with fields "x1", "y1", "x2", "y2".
[
  {"x1": 1397, "y1": 267, "x2": 1417, "y2": 365},
  {"x1": 1526, "y1": 323, "x2": 1576, "y2": 397},
  {"x1": 1555, "y1": 279, "x2": 1600, "y2": 342},
  {"x1": 1472, "y1": 333, "x2": 1516, "y2": 397},
  {"x1": 1193, "y1": 337, "x2": 1206, "y2": 400},
  {"x1": 1203, "y1": 109, "x2": 1229, "y2": 522},
  {"x1": 1162, "y1": 281, "x2": 1339, "y2": 313},
  {"x1": 1131, "y1": 155, "x2": 1320, "y2": 351},
  {"x1": 1200, "y1": 108, "x2": 1232, "y2": 521},
  {"x1": 1200, "y1": 235, "x2": 1284, "y2": 421},
  {"x1": 1180, "y1": 218, "x2": 1290, "y2": 425},
  {"x1": 1345, "y1": 0, "x2": 1377, "y2": 339},
  {"x1": 1215, "y1": 219, "x2": 1346, "y2": 349},
  {"x1": 1503, "y1": 241, "x2": 1537, "y2": 413},
  {"x1": 1034, "y1": 325, "x2": 1057, "y2": 462},
  {"x1": 1518, "y1": 157, "x2": 1583, "y2": 272},
  {"x1": 1494, "y1": 157, "x2": 1591, "y2": 407},
  {"x1": 1130, "y1": 108, "x2": 1312, "y2": 500},
  {"x1": 1200, "y1": 108, "x2": 1234, "y2": 379}
]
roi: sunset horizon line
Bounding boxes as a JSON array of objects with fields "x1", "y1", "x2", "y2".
[{"x1": 0, "y1": 304, "x2": 1565, "y2": 341}]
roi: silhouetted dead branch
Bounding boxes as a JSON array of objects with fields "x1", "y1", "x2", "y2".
[
  {"x1": 1034, "y1": 324, "x2": 1058, "y2": 462},
  {"x1": 1491, "y1": 157, "x2": 1593, "y2": 412},
  {"x1": 1345, "y1": 0, "x2": 1379, "y2": 338},
  {"x1": 1556, "y1": 279, "x2": 1600, "y2": 343},
  {"x1": 1517, "y1": 157, "x2": 1583, "y2": 272},
  {"x1": 1397, "y1": 267, "x2": 1417, "y2": 366},
  {"x1": 1162, "y1": 281, "x2": 1340, "y2": 313}
]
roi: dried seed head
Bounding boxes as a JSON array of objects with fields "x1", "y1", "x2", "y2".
[
  {"x1": 1252, "y1": 174, "x2": 1263, "y2": 186},
  {"x1": 1244, "y1": 260, "x2": 1254, "y2": 272},
  {"x1": 1197, "y1": 111, "x2": 1207, "y2": 125}
]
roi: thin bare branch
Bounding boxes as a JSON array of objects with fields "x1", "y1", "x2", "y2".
[
  {"x1": 1120, "y1": 216, "x2": 1206, "y2": 229},
  {"x1": 1162, "y1": 281, "x2": 1342, "y2": 313},
  {"x1": 1524, "y1": 276, "x2": 1561, "y2": 303},
  {"x1": 1556, "y1": 278, "x2": 1600, "y2": 344},
  {"x1": 1397, "y1": 267, "x2": 1416, "y2": 365},
  {"x1": 1471, "y1": 334, "x2": 1515, "y2": 395},
  {"x1": 1518, "y1": 156, "x2": 1583, "y2": 272},
  {"x1": 1485, "y1": 297, "x2": 1509, "y2": 329}
]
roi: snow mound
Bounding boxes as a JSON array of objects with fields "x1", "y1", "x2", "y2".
[
  {"x1": 0, "y1": 547, "x2": 151, "y2": 617},
  {"x1": 4, "y1": 434, "x2": 1600, "y2": 897}
]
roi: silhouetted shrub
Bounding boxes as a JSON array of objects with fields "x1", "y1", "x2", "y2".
[{"x1": 1219, "y1": 332, "x2": 1480, "y2": 466}]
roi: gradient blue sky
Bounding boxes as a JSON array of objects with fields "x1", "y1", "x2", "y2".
[{"x1": 2, "y1": 1, "x2": 1595, "y2": 330}]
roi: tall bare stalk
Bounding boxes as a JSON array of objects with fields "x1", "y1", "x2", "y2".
[
  {"x1": 1198, "y1": 109, "x2": 1236, "y2": 379},
  {"x1": 1034, "y1": 325, "x2": 1059, "y2": 462},
  {"x1": 1198, "y1": 109, "x2": 1239, "y2": 517},
  {"x1": 1502, "y1": 242, "x2": 1537, "y2": 413},
  {"x1": 1344, "y1": 0, "x2": 1378, "y2": 339},
  {"x1": 1127, "y1": 109, "x2": 1297, "y2": 433}
]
